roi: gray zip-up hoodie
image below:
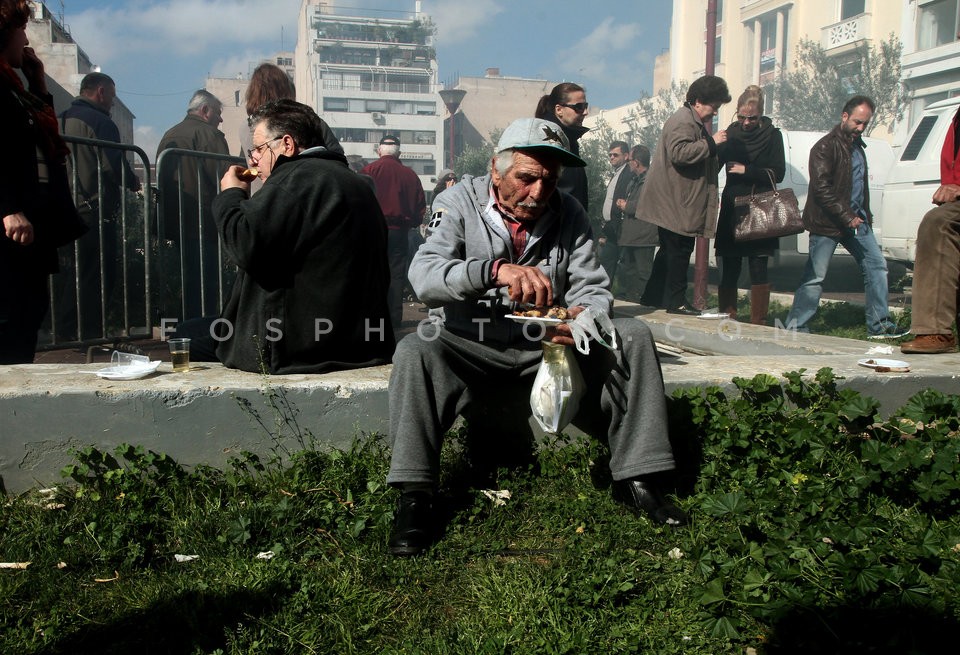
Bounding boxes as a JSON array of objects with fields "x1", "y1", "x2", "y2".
[{"x1": 410, "y1": 173, "x2": 611, "y2": 346}]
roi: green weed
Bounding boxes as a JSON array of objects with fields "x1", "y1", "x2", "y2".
[{"x1": 1, "y1": 372, "x2": 958, "y2": 653}]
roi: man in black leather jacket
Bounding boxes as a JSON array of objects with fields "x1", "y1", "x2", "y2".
[{"x1": 785, "y1": 95, "x2": 904, "y2": 339}]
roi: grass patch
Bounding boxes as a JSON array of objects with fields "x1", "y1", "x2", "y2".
[{"x1": 2, "y1": 370, "x2": 959, "y2": 653}]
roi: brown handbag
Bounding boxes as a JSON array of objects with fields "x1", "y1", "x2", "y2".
[{"x1": 733, "y1": 169, "x2": 803, "y2": 241}]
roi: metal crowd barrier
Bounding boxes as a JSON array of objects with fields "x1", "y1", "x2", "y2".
[{"x1": 41, "y1": 136, "x2": 243, "y2": 351}]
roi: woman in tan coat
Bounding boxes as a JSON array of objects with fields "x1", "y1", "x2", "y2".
[{"x1": 637, "y1": 75, "x2": 730, "y2": 314}]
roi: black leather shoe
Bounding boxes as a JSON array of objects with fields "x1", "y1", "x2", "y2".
[
  {"x1": 666, "y1": 305, "x2": 700, "y2": 316},
  {"x1": 388, "y1": 491, "x2": 435, "y2": 556},
  {"x1": 612, "y1": 479, "x2": 688, "y2": 527}
]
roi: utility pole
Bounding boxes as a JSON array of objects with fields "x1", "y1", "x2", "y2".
[{"x1": 694, "y1": 0, "x2": 719, "y2": 310}]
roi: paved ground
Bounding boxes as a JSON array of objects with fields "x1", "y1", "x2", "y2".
[{"x1": 33, "y1": 277, "x2": 911, "y2": 366}]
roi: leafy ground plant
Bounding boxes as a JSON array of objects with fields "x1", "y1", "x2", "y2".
[{"x1": 1, "y1": 370, "x2": 958, "y2": 653}]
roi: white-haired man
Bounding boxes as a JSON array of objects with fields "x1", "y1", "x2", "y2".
[
  {"x1": 385, "y1": 117, "x2": 687, "y2": 557},
  {"x1": 157, "y1": 89, "x2": 231, "y2": 318}
]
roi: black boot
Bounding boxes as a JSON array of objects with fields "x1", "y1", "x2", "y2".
[
  {"x1": 612, "y1": 478, "x2": 687, "y2": 527},
  {"x1": 388, "y1": 490, "x2": 435, "y2": 556}
]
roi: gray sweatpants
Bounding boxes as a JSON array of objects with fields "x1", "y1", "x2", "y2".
[{"x1": 386, "y1": 317, "x2": 676, "y2": 485}]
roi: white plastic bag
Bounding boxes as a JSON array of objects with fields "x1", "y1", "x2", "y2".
[{"x1": 530, "y1": 341, "x2": 585, "y2": 434}]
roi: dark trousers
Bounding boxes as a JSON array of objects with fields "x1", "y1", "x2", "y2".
[
  {"x1": 55, "y1": 211, "x2": 118, "y2": 340},
  {"x1": 180, "y1": 238, "x2": 221, "y2": 320},
  {"x1": 171, "y1": 316, "x2": 221, "y2": 362},
  {"x1": 641, "y1": 227, "x2": 695, "y2": 309},
  {"x1": 387, "y1": 228, "x2": 410, "y2": 330},
  {"x1": 0, "y1": 270, "x2": 49, "y2": 364},
  {"x1": 598, "y1": 239, "x2": 620, "y2": 282}
]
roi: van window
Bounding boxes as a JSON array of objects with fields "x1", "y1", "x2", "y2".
[{"x1": 900, "y1": 115, "x2": 938, "y2": 161}]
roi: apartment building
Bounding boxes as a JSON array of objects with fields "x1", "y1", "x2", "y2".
[
  {"x1": 898, "y1": 0, "x2": 960, "y2": 140},
  {"x1": 443, "y1": 69, "x2": 559, "y2": 151},
  {"x1": 293, "y1": 0, "x2": 442, "y2": 188},
  {"x1": 668, "y1": 0, "x2": 901, "y2": 137}
]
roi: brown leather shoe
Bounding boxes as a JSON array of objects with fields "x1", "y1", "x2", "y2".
[{"x1": 900, "y1": 333, "x2": 957, "y2": 354}]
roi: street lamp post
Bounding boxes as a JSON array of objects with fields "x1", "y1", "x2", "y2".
[{"x1": 438, "y1": 88, "x2": 467, "y2": 169}]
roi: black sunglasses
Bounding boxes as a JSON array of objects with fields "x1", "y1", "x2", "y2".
[{"x1": 559, "y1": 102, "x2": 589, "y2": 113}]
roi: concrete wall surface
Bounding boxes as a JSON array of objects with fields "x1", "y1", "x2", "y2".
[{"x1": 0, "y1": 364, "x2": 391, "y2": 493}]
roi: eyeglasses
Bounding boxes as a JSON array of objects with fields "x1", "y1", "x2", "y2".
[
  {"x1": 608, "y1": 152, "x2": 625, "y2": 159},
  {"x1": 560, "y1": 102, "x2": 589, "y2": 113},
  {"x1": 247, "y1": 136, "x2": 282, "y2": 160},
  {"x1": 737, "y1": 114, "x2": 760, "y2": 123}
]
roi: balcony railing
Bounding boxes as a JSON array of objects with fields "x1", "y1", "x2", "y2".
[{"x1": 822, "y1": 13, "x2": 871, "y2": 51}]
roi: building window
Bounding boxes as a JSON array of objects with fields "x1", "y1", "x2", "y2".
[
  {"x1": 840, "y1": 0, "x2": 866, "y2": 20},
  {"x1": 323, "y1": 98, "x2": 348, "y2": 112},
  {"x1": 714, "y1": 35, "x2": 722, "y2": 65},
  {"x1": 917, "y1": 0, "x2": 959, "y2": 50},
  {"x1": 716, "y1": 0, "x2": 723, "y2": 24},
  {"x1": 759, "y1": 16, "x2": 777, "y2": 84},
  {"x1": 835, "y1": 54, "x2": 863, "y2": 94}
]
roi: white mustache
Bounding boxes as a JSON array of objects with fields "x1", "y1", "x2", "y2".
[{"x1": 518, "y1": 201, "x2": 539, "y2": 209}]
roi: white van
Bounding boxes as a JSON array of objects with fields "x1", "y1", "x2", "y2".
[
  {"x1": 717, "y1": 129, "x2": 895, "y2": 264},
  {"x1": 878, "y1": 97, "x2": 960, "y2": 265}
]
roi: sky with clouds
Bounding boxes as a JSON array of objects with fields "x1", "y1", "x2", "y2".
[{"x1": 53, "y1": 0, "x2": 673, "y2": 155}]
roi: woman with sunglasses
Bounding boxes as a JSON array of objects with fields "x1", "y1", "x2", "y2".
[
  {"x1": 535, "y1": 82, "x2": 590, "y2": 211},
  {"x1": 715, "y1": 85, "x2": 785, "y2": 325}
]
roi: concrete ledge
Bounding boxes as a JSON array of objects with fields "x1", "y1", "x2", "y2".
[
  {"x1": 1, "y1": 363, "x2": 392, "y2": 493},
  {"x1": 3, "y1": 310, "x2": 959, "y2": 493}
]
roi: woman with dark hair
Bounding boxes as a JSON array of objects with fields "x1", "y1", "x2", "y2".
[
  {"x1": 715, "y1": 85, "x2": 785, "y2": 324},
  {"x1": 636, "y1": 74, "x2": 731, "y2": 314},
  {"x1": 534, "y1": 82, "x2": 590, "y2": 210},
  {"x1": 1, "y1": 0, "x2": 85, "y2": 362}
]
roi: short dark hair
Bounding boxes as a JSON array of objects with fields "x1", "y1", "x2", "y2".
[
  {"x1": 609, "y1": 140, "x2": 630, "y2": 154},
  {"x1": 630, "y1": 145, "x2": 650, "y2": 168},
  {"x1": 686, "y1": 75, "x2": 732, "y2": 107},
  {"x1": 249, "y1": 98, "x2": 329, "y2": 149},
  {"x1": 842, "y1": 95, "x2": 875, "y2": 116},
  {"x1": 80, "y1": 72, "x2": 115, "y2": 93}
]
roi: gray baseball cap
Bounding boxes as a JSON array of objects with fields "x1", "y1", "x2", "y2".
[{"x1": 496, "y1": 118, "x2": 586, "y2": 167}]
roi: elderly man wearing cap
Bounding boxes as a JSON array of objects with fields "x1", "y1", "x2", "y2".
[
  {"x1": 361, "y1": 135, "x2": 427, "y2": 330},
  {"x1": 386, "y1": 117, "x2": 687, "y2": 556}
]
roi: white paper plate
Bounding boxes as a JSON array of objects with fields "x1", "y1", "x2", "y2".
[
  {"x1": 505, "y1": 314, "x2": 569, "y2": 327},
  {"x1": 857, "y1": 358, "x2": 910, "y2": 371},
  {"x1": 696, "y1": 312, "x2": 730, "y2": 319},
  {"x1": 94, "y1": 360, "x2": 162, "y2": 380}
]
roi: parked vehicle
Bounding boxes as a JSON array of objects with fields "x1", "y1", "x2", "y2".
[{"x1": 878, "y1": 97, "x2": 960, "y2": 265}]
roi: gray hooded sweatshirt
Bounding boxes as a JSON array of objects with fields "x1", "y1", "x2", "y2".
[{"x1": 410, "y1": 173, "x2": 611, "y2": 346}]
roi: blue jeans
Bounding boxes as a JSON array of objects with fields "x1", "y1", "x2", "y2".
[{"x1": 786, "y1": 223, "x2": 892, "y2": 335}]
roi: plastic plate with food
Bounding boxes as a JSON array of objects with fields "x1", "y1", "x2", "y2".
[
  {"x1": 507, "y1": 306, "x2": 571, "y2": 327},
  {"x1": 857, "y1": 358, "x2": 910, "y2": 372},
  {"x1": 505, "y1": 314, "x2": 569, "y2": 327}
]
